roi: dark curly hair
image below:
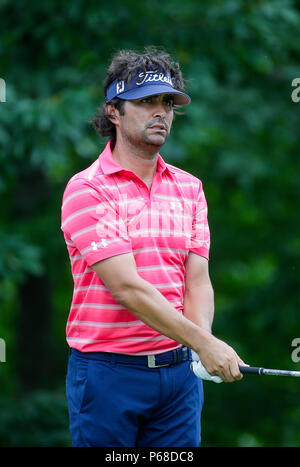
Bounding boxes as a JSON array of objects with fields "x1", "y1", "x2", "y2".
[{"x1": 91, "y1": 46, "x2": 187, "y2": 141}]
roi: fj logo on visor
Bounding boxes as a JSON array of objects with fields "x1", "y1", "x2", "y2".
[{"x1": 116, "y1": 80, "x2": 125, "y2": 94}]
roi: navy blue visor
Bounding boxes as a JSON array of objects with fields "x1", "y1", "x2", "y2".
[{"x1": 105, "y1": 69, "x2": 191, "y2": 106}]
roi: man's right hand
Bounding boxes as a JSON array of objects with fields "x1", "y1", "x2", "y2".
[{"x1": 195, "y1": 332, "x2": 246, "y2": 382}]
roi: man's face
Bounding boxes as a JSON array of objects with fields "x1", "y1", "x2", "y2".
[{"x1": 111, "y1": 94, "x2": 175, "y2": 150}]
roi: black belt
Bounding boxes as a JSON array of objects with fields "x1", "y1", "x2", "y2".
[{"x1": 71, "y1": 346, "x2": 191, "y2": 368}]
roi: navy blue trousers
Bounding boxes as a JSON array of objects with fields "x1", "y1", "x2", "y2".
[{"x1": 66, "y1": 349, "x2": 204, "y2": 447}]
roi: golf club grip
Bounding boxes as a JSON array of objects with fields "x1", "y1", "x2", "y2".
[{"x1": 239, "y1": 366, "x2": 262, "y2": 375}]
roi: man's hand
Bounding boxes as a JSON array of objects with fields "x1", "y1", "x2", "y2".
[
  {"x1": 191, "y1": 351, "x2": 223, "y2": 383},
  {"x1": 195, "y1": 332, "x2": 245, "y2": 382}
]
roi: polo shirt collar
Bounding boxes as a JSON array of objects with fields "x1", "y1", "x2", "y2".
[{"x1": 98, "y1": 140, "x2": 175, "y2": 176}]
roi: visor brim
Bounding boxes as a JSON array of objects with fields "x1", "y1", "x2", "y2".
[{"x1": 115, "y1": 84, "x2": 191, "y2": 106}]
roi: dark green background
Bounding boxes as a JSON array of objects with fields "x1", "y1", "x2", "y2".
[{"x1": 1, "y1": 0, "x2": 300, "y2": 446}]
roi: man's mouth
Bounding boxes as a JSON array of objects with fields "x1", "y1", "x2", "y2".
[{"x1": 148, "y1": 123, "x2": 168, "y2": 132}]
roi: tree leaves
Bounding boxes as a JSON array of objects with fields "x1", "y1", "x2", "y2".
[{"x1": 1, "y1": 0, "x2": 300, "y2": 446}]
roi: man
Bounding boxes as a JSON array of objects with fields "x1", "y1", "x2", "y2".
[{"x1": 61, "y1": 47, "x2": 245, "y2": 447}]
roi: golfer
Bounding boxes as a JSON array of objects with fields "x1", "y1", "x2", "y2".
[{"x1": 61, "y1": 47, "x2": 245, "y2": 447}]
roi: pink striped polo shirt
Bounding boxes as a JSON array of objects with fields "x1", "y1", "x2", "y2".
[{"x1": 61, "y1": 141, "x2": 210, "y2": 355}]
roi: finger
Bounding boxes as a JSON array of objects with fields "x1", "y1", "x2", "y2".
[
  {"x1": 229, "y1": 359, "x2": 243, "y2": 380},
  {"x1": 220, "y1": 370, "x2": 235, "y2": 383},
  {"x1": 213, "y1": 365, "x2": 235, "y2": 383},
  {"x1": 237, "y1": 356, "x2": 249, "y2": 366},
  {"x1": 217, "y1": 358, "x2": 242, "y2": 382},
  {"x1": 238, "y1": 360, "x2": 249, "y2": 367}
]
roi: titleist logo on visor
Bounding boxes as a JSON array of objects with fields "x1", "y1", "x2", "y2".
[
  {"x1": 135, "y1": 70, "x2": 173, "y2": 86},
  {"x1": 115, "y1": 71, "x2": 173, "y2": 95}
]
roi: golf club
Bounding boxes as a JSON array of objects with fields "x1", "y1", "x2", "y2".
[{"x1": 239, "y1": 366, "x2": 300, "y2": 377}]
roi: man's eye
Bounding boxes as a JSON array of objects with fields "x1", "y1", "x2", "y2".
[
  {"x1": 164, "y1": 97, "x2": 174, "y2": 108},
  {"x1": 140, "y1": 97, "x2": 152, "y2": 103}
]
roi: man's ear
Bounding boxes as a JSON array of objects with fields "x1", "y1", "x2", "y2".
[{"x1": 106, "y1": 104, "x2": 120, "y2": 126}]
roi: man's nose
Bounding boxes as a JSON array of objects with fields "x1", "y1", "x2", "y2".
[{"x1": 152, "y1": 100, "x2": 167, "y2": 118}]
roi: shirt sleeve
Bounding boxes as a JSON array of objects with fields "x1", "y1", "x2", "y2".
[
  {"x1": 189, "y1": 180, "x2": 210, "y2": 260},
  {"x1": 61, "y1": 177, "x2": 132, "y2": 266}
]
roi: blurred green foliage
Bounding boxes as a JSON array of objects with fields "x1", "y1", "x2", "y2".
[
  {"x1": 1, "y1": 0, "x2": 300, "y2": 446},
  {"x1": 0, "y1": 389, "x2": 71, "y2": 447}
]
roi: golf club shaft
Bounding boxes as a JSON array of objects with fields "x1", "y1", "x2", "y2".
[{"x1": 239, "y1": 366, "x2": 300, "y2": 377}]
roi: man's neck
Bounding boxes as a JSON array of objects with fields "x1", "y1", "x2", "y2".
[{"x1": 111, "y1": 138, "x2": 160, "y2": 183}]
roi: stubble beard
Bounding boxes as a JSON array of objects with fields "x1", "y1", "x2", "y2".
[{"x1": 122, "y1": 127, "x2": 169, "y2": 156}]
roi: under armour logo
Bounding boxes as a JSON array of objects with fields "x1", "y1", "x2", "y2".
[{"x1": 91, "y1": 239, "x2": 108, "y2": 251}]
